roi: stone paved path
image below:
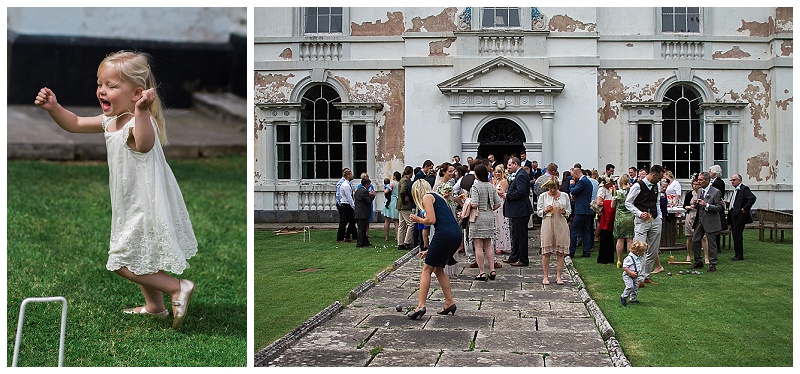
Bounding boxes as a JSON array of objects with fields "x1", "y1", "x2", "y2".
[{"x1": 259, "y1": 229, "x2": 622, "y2": 367}]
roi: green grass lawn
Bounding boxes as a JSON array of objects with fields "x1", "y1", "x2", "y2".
[
  {"x1": 572, "y1": 229, "x2": 793, "y2": 366},
  {"x1": 253, "y1": 228, "x2": 404, "y2": 352},
  {"x1": 6, "y1": 156, "x2": 247, "y2": 366}
]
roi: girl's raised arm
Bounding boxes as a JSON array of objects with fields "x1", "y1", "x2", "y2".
[{"x1": 34, "y1": 87, "x2": 103, "y2": 133}]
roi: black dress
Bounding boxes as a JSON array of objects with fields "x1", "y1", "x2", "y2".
[{"x1": 424, "y1": 193, "x2": 461, "y2": 268}]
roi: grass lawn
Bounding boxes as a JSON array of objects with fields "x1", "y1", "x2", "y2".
[
  {"x1": 253, "y1": 228, "x2": 404, "y2": 352},
  {"x1": 6, "y1": 156, "x2": 247, "y2": 366},
  {"x1": 572, "y1": 229, "x2": 793, "y2": 366}
]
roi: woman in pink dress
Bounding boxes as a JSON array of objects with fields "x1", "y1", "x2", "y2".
[{"x1": 491, "y1": 165, "x2": 511, "y2": 255}]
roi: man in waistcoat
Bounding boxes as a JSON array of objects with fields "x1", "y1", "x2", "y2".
[{"x1": 625, "y1": 164, "x2": 665, "y2": 285}]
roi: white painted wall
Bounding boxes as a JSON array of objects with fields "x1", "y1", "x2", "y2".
[{"x1": 8, "y1": 7, "x2": 246, "y2": 42}]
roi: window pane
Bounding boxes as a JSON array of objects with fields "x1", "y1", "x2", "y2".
[
  {"x1": 330, "y1": 15, "x2": 342, "y2": 33},
  {"x1": 677, "y1": 121, "x2": 690, "y2": 142},
  {"x1": 329, "y1": 162, "x2": 342, "y2": 178},
  {"x1": 302, "y1": 144, "x2": 314, "y2": 159},
  {"x1": 637, "y1": 144, "x2": 651, "y2": 160},
  {"x1": 688, "y1": 16, "x2": 700, "y2": 33},
  {"x1": 302, "y1": 162, "x2": 314, "y2": 179},
  {"x1": 330, "y1": 144, "x2": 342, "y2": 160},
  {"x1": 315, "y1": 122, "x2": 328, "y2": 142},
  {"x1": 663, "y1": 162, "x2": 676, "y2": 175},
  {"x1": 714, "y1": 123, "x2": 728, "y2": 142},
  {"x1": 331, "y1": 7, "x2": 342, "y2": 15},
  {"x1": 675, "y1": 162, "x2": 690, "y2": 179},
  {"x1": 315, "y1": 144, "x2": 328, "y2": 160},
  {"x1": 276, "y1": 125, "x2": 290, "y2": 142},
  {"x1": 354, "y1": 162, "x2": 367, "y2": 177},
  {"x1": 353, "y1": 144, "x2": 367, "y2": 160},
  {"x1": 663, "y1": 144, "x2": 675, "y2": 160},
  {"x1": 329, "y1": 121, "x2": 342, "y2": 142},
  {"x1": 352, "y1": 124, "x2": 366, "y2": 142},
  {"x1": 691, "y1": 120, "x2": 703, "y2": 142},
  {"x1": 277, "y1": 144, "x2": 291, "y2": 160},
  {"x1": 277, "y1": 162, "x2": 290, "y2": 179},
  {"x1": 675, "y1": 7, "x2": 686, "y2": 13},
  {"x1": 301, "y1": 123, "x2": 313, "y2": 142},
  {"x1": 638, "y1": 124, "x2": 651, "y2": 142},
  {"x1": 509, "y1": 8, "x2": 520, "y2": 27},
  {"x1": 662, "y1": 14, "x2": 673, "y2": 32},
  {"x1": 482, "y1": 9, "x2": 493, "y2": 27},
  {"x1": 306, "y1": 7, "x2": 317, "y2": 16},
  {"x1": 690, "y1": 144, "x2": 703, "y2": 160},
  {"x1": 318, "y1": 7, "x2": 330, "y2": 15},
  {"x1": 675, "y1": 16, "x2": 687, "y2": 32},
  {"x1": 305, "y1": 15, "x2": 316, "y2": 33},
  {"x1": 316, "y1": 161, "x2": 329, "y2": 179},
  {"x1": 714, "y1": 143, "x2": 728, "y2": 160},
  {"x1": 663, "y1": 122, "x2": 675, "y2": 142},
  {"x1": 319, "y1": 17, "x2": 329, "y2": 33}
]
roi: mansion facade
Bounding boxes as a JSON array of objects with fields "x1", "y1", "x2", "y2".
[{"x1": 254, "y1": 7, "x2": 793, "y2": 222}]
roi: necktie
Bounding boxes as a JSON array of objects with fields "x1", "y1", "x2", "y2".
[{"x1": 730, "y1": 187, "x2": 738, "y2": 208}]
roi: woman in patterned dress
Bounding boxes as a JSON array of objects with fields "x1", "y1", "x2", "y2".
[{"x1": 491, "y1": 165, "x2": 511, "y2": 255}]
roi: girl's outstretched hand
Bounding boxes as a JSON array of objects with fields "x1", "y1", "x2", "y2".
[
  {"x1": 136, "y1": 88, "x2": 156, "y2": 111},
  {"x1": 34, "y1": 87, "x2": 58, "y2": 112}
]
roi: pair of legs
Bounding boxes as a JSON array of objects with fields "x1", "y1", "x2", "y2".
[
  {"x1": 634, "y1": 216, "x2": 662, "y2": 280},
  {"x1": 541, "y1": 252, "x2": 565, "y2": 284},
  {"x1": 686, "y1": 235, "x2": 709, "y2": 263},
  {"x1": 384, "y1": 218, "x2": 398, "y2": 241},
  {"x1": 416, "y1": 264, "x2": 455, "y2": 311},
  {"x1": 569, "y1": 214, "x2": 594, "y2": 256},
  {"x1": 336, "y1": 204, "x2": 357, "y2": 241},
  {"x1": 397, "y1": 210, "x2": 414, "y2": 247},
  {"x1": 115, "y1": 267, "x2": 182, "y2": 314},
  {"x1": 473, "y1": 238, "x2": 495, "y2": 278},
  {"x1": 616, "y1": 237, "x2": 632, "y2": 266}
]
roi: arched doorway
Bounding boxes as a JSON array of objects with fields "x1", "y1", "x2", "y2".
[{"x1": 477, "y1": 118, "x2": 526, "y2": 163}]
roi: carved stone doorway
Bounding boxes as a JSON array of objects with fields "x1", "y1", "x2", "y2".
[{"x1": 477, "y1": 118, "x2": 526, "y2": 163}]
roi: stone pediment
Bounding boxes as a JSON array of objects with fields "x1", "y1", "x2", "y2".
[{"x1": 438, "y1": 56, "x2": 564, "y2": 94}]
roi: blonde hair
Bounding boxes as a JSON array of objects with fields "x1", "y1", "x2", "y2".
[
  {"x1": 411, "y1": 179, "x2": 433, "y2": 211},
  {"x1": 98, "y1": 51, "x2": 167, "y2": 145},
  {"x1": 541, "y1": 176, "x2": 560, "y2": 191},
  {"x1": 618, "y1": 174, "x2": 631, "y2": 188},
  {"x1": 493, "y1": 165, "x2": 506, "y2": 177},
  {"x1": 629, "y1": 240, "x2": 647, "y2": 255}
]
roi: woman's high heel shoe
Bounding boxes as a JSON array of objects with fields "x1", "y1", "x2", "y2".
[
  {"x1": 437, "y1": 304, "x2": 457, "y2": 315},
  {"x1": 408, "y1": 307, "x2": 426, "y2": 320},
  {"x1": 488, "y1": 271, "x2": 497, "y2": 280},
  {"x1": 475, "y1": 272, "x2": 487, "y2": 281}
]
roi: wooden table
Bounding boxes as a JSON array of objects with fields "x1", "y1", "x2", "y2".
[{"x1": 660, "y1": 207, "x2": 686, "y2": 250}]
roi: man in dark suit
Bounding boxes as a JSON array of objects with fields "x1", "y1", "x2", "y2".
[
  {"x1": 354, "y1": 178, "x2": 376, "y2": 247},
  {"x1": 502, "y1": 157, "x2": 533, "y2": 266},
  {"x1": 709, "y1": 164, "x2": 727, "y2": 254},
  {"x1": 691, "y1": 172, "x2": 725, "y2": 272},
  {"x1": 569, "y1": 166, "x2": 594, "y2": 257},
  {"x1": 727, "y1": 173, "x2": 757, "y2": 261}
]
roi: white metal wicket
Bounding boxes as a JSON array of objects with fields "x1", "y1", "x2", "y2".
[{"x1": 12, "y1": 296, "x2": 68, "y2": 367}]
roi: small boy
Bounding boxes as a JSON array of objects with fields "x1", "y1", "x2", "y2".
[{"x1": 621, "y1": 240, "x2": 647, "y2": 306}]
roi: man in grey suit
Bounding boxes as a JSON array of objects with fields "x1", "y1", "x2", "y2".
[{"x1": 690, "y1": 172, "x2": 725, "y2": 272}]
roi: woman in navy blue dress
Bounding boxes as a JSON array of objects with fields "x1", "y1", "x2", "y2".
[{"x1": 407, "y1": 179, "x2": 460, "y2": 319}]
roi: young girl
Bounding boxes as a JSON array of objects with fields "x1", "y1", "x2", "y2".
[
  {"x1": 34, "y1": 51, "x2": 197, "y2": 330},
  {"x1": 620, "y1": 240, "x2": 647, "y2": 306}
]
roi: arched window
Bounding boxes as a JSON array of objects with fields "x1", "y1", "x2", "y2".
[
  {"x1": 662, "y1": 85, "x2": 704, "y2": 179},
  {"x1": 300, "y1": 84, "x2": 342, "y2": 179}
]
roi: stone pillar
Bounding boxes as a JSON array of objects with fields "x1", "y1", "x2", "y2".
[
  {"x1": 629, "y1": 120, "x2": 638, "y2": 168},
  {"x1": 540, "y1": 112, "x2": 555, "y2": 164},
  {"x1": 366, "y1": 120, "x2": 377, "y2": 180},
  {"x1": 449, "y1": 111, "x2": 463, "y2": 159},
  {"x1": 704, "y1": 119, "x2": 715, "y2": 170},
  {"x1": 652, "y1": 121, "x2": 662, "y2": 166},
  {"x1": 729, "y1": 120, "x2": 739, "y2": 176},
  {"x1": 260, "y1": 120, "x2": 275, "y2": 182},
  {"x1": 290, "y1": 120, "x2": 300, "y2": 181},
  {"x1": 341, "y1": 120, "x2": 352, "y2": 169}
]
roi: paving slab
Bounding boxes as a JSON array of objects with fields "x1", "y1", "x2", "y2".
[{"x1": 259, "y1": 230, "x2": 618, "y2": 367}]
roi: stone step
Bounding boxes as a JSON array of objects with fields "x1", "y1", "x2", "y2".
[{"x1": 192, "y1": 92, "x2": 247, "y2": 129}]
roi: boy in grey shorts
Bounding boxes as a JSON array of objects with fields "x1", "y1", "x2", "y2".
[{"x1": 621, "y1": 240, "x2": 647, "y2": 306}]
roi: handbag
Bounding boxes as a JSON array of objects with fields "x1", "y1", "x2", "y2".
[{"x1": 590, "y1": 199, "x2": 603, "y2": 214}]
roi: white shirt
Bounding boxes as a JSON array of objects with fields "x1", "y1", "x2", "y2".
[
  {"x1": 340, "y1": 180, "x2": 355, "y2": 207},
  {"x1": 624, "y1": 179, "x2": 661, "y2": 219}
]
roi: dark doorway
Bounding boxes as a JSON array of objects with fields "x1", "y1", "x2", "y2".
[{"x1": 477, "y1": 118, "x2": 526, "y2": 164}]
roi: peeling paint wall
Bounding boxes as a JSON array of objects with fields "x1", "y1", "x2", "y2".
[
  {"x1": 332, "y1": 70, "x2": 406, "y2": 164},
  {"x1": 350, "y1": 11, "x2": 405, "y2": 36},
  {"x1": 747, "y1": 152, "x2": 778, "y2": 181},
  {"x1": 279, "y1": 48, "x2": 292, "y2": 60},
  {"x1": 775, "y1": 7, "x2": 793, "y2": 33},
  {"x1": 406, "y1": 7, "x2": 458, "y2": 32},
  {"x1": 597, "y1": 70, "x2": 626, "y2": 123},
  {"x1": 429, "y1": 38, "x2": 455, "y2": 56},
  {"x1": 779, "y1": 40, "x2": 793, "y2": 56},
  {"x1": 737, "y1": 16, "x2": 775, "y2": 37},
  {"x1": 712, "y1": 46, "x2": 752, "y2": 59},
  {"x1": 548, "y1": 14, "x2": 596, "y2": 32},
  {"x1": 254, "y1": 72, "x2": 296, "y2": 103}
]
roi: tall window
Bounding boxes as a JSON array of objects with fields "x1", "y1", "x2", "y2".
[
  {"x1": 636, "y1": 124, "x2": 652, "y2": 172},
  {"x1": 482, "y1": 7, "x2": 520, "y2": 28},
  {"x1": 300, "y1": 85, "x2": 342, "y2": 179},
  {"x1": 662, "y1": 85, "x2": 704, "y2": 179},
  {"x1": 304, "y1": 7, "x2": 343, "y2": 34},
  {"x1": 662, "y1": 7, "x2": 700, "y2": 33},
  {"x1": 352, "y1": 123, "x2": 367, "y2": 178},
  {"x1": 275, "y1": 124, "x2": 291, "y2": 179},
  {"x1": 714, "y1": 123, "x2": 729, "y2": 177}
]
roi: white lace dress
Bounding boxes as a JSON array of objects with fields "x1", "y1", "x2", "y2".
[{"x1": 103, "y1": 115, "x2": 197, "y2": 275}]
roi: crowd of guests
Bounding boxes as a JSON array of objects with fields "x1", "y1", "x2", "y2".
[{"x1": 335, "y1": 154, "x2": 757, "y2": 311}]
